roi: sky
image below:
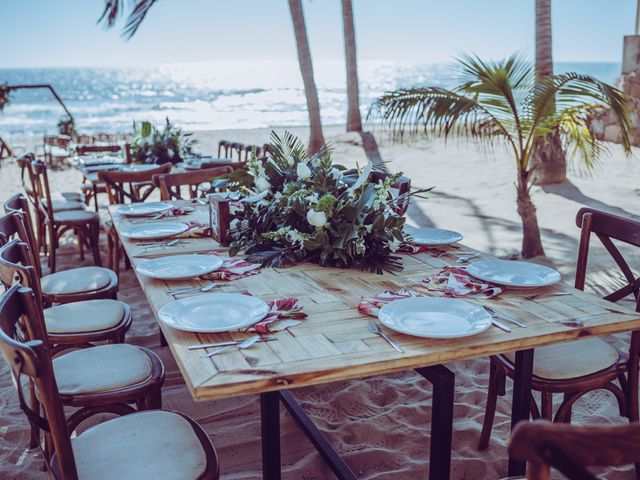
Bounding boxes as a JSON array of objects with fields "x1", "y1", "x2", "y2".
[{"x1": 0, "y1": 0, "x2": 637, "y2": 68}]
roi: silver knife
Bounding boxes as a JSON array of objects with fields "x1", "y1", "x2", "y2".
[{"x1": 492, "y1": 319, "x2": 511, "y2": 333}]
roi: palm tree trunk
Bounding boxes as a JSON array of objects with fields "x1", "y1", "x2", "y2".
[
  {"x1": 517, "y1": 175, "x2": 545, "y2": 258},
  {"x1": 341, "y1": 0, "x2": 362, "y2": 132},
  {"x1": 288, "y1": 0, "x2": 325, "y2": 153},
  {"x1": 532, "y1": 0, "x2": 567, "y2": 184}
]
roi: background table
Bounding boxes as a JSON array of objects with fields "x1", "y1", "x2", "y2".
[{"x1": 110, "y1": 201, "x2": 640, "y2": 478}]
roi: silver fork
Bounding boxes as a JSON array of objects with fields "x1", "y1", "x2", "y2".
[
  {"x1": 166, "y1": 282, "x2": 219, "y2": 296},
  {"x1": 526, "y1": 291, "x2": 571, "y2": 301},
  {"x1": 368, "y1": 318, "x2": 404, "y2": 353},
  {"x1": 483, "y1": 306, "x2": 527, "y2": 328}
]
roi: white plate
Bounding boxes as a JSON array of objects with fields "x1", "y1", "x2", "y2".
[
  {"x1": 379, "y1": 297, "x2": 492, "y2": 339},
  {"x1": 116, "y1": 202, "x2": 175, "y2": 217},
  {"x1": 120, "y1": 164, "x2": 161, "y2": 173},
  {"x1": 466, "y1": 259, "x2": 561, "y2": 288},
  {"x1": 404, "y1": 226, "x2": 463, "y2": 246},
  {"x1": 136, "y1": 254, "x2": 224, "y2": 280},
  {"x1": 158, "y1": 293, "x2": 270, "y2": 333},
  {"x1": 120, "y1": 221, "x2": 189, "y2": 240}
]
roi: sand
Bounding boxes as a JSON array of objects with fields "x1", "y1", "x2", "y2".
[{"x1": 0, "y1": 127, "x2": 639, "y2": 479}]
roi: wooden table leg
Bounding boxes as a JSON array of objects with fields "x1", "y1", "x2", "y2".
[
  {"x1": 415, "y1": 365, "x2": 455, "y2": 480},
  {"x1": 261, "y1": 391, "x2": 281, "y2": 480},
  {"x1": 93, "y1": 184, "x2": 99, "y2": 212},
  {"x1": 508, "y1": 348, "x2": 535, "y2": 477}
]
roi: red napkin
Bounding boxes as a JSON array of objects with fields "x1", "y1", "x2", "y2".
[
  {"x1": 240, "y1": 296, "x2": 308, "y2": 333},
  {"x1": 201, "y1": 252, "x2": 261, "y2": 281},
  {"x1": 424, "y1": 266, "x2": 502, "y2": 299},
  {"x1": 357, "y1": 289, "x2": 423, "y2": 317}
]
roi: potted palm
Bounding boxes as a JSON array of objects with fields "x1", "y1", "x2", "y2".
[{"x1": 370, "y1": 54, "x2": 632, "y2": 258}]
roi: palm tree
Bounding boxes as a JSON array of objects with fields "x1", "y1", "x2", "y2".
[
  {"x1": 532, "y1": 0, "x2": 567, "y2": 184},
  {"x1": 98, "y1": 0, "x2": 326, "y2": 153},
  {"x1": 341, "y1": 0, "x2": 362, "y2": 132},
  {"x1": 288, "y1": 0, "x2": 325, "y2": 153},
  {"x1": 370, "y1": 54, "x2": 632, "y2": 258}
]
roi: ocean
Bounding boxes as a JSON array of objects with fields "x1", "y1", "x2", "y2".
[{"x1": 0, "y1": 60, "x2": 622, "y2": 137}]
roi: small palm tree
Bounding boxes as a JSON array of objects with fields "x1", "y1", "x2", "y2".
[{"x1": 370, "y1": 54, "x2": 632, "y2": 258}]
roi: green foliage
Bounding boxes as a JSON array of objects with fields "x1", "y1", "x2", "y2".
[
  {"x1": 369, "y1": 53, "x2": 632, "y2": 177},
  {"x1": 129, "y1": 118, "x2": 194, "y2": 165},
  {"x1": 57, "y1": 118, "x2": 76, "y2": 136},
  {"x1": 227, "y1": 131, "x2": 412, "y2": 274}
]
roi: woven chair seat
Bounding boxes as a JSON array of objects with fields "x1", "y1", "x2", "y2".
[
  {"x1": 504, "y1": 337, "x2": 619, "y2": 380},
  {"x1": 70, "y1": 410, "x2": 207, "y2": 480},
  {"x1": 44, "y1": 299, "x2": 125, "y2": 334},
  {"x1": 52, "y1": 344, "x2": 152, "y2": 395},
  {"x1": 41, "y1": 266, "x2": 112, "y2": 295},
  {"x1": 52, "y1": 209, "x2": 99, "y2": 224},
  {"x1": 45, "y1": 199, "x2": 85, "y2": 212}
]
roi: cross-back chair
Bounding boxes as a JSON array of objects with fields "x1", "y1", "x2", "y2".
[
  {"x1": 17, "y1": 154, "x2": 84, "y2": 255},
  {"x1": 42, "y1": 135, "x2": 71, "y2": 168},
  {"x1": 31, "y1": 160, "x2": 102, "y2": 273},
  {"x1": 509, "y1": 420, "x2": 640, "y2": 480},
  {"x1": 98, "y1": 163, "x2": 171, "y2": 276},
  {"x1": 479, "y1": 208, "x2": 640, "y2": 451},
  {"x1": 154, "y1": 166, "x2": 233, "y2": 201},
  {"x1": 0, "y1": 284, "x2": 219, "y2": 480},
  {"x1": 2, "y1": 196, "x2": 118, "y2": 305}
]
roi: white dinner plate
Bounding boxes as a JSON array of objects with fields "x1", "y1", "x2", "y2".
[
  {"x1": 116, "y1": 201, "x2": 175, "y2": 217},
  {"x1": 404, "y1": 226, "x2": 463, "y2": 246},
  {"x1": 466, "y1": 259, "x2": 561, "y2": 288},
  {"x1": 136, "y1": 254, "x2": 224, "y2": 280},
  {"x1": 120, "y1": 164, "x2": 161, "y2": 173},
  {"x1": 379, "y1": 297, "x2": 492, "y2": 339},
  {"x1": 158, "y1": 293, "x2": 270, "y2": 333},
  {"x1": 120, "y1": 221, "x2": 189, "y2": 240}
]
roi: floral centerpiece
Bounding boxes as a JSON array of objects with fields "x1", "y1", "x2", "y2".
[
  {"x1": 130, "y1": 118, "x2": 194, "y2": 165},
  {"x1": 226, "y1": 132, "x2": 418, "y2": 274}
]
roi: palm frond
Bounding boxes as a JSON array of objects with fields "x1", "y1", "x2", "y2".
[{"x1": 97, "y1": 0, "x2": 156, "y2": 39}]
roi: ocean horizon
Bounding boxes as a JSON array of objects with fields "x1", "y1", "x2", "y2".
[{"x1": 0, "y1": 60, "x2": 622, "y2": 137}]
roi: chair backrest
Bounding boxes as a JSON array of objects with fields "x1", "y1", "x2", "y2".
[
  {"x1": 75, "y1": 143, "x2": 121, "y2": 156},
  {"x1": 509, "y1": 420, "x2": 640, "y2": 480},
  {"x1": 0, "y1": 283, "x2": 78, "y2": 479},
  {"x1": 154, "y1": 166, "x2": 233, "y2": 201},
  {"x1": 0, "y1": 238, "x2": 45, "y2": 308},
  {"x1": 1, "y1": 199, "x2": 43, "y2": 276},
  {"x1": 575, "y1": 208, "x2": 640, "y2": 311},
  {"x1": 30, "y1": 160, "x2": 57, "y2": 223},
  {"x1": 369, "y1": 171, "x2": 412, "y2": 216},
  {"x1": 43, "y1": 135, "x2": 71, "y2": 149},
  {"x1": 98, "y1": 163, "x2": 172, "y2": 205},
  {"x1": 16, "y1": 153, "x2": 38, "y2": 208}
]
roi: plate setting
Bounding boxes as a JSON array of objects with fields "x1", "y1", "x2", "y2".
[
  {"x1": 466, "y1": 259, "x2": 561, "y2": 288},
  {"x1": 158, "y1": 293, "x2": 270, "y2": 333},
  {"x1": 404, "y1": 226, "x2": 463, "y2": 246},
  {"x1": 120, "y1": 221, "x2": 189, "y2": 240},
  {"x1": 136, "y1": 254, "x2": 224, "y2": 280},
  {"x1": 116, "y1": 201, "x2": 175, "y2": 217},
  {"x1": 378, "y1": 297, "x2": 492, "y2": 339}
]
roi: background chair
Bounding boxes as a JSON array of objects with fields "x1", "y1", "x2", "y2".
[
  {"x1": 0, "y1": 284, "x2": 219, "y2": 480},
  {"x1": 31, "y1": 160, "x2": 101, "y2": 273},
  {"x1": 479, "y1": 208, "x2": 640, "y2": 450},
  {"x1": 154, "y1": 166, "x2": 233, "y2": 201},
  {"x1": 42, "y1": 135, "x2": 71, "y2": 168},
  {"x1": 509, "y1": 420, "x2": 640, "y2": 480}
]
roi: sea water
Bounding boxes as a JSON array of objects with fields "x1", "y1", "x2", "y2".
[{"x1": 0, "y1": 60, "x2": 621, "y2": 136}]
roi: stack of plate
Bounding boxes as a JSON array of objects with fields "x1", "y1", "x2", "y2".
[{"x1": 466, "y1": 260, "x2": 561, "y2": 288}]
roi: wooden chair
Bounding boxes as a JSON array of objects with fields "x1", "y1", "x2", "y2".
[
  {"x1": 218, "y1": 140, "x2": 245, "y2": 161},
  {"x1": 17, "y1": 154, "x2": 84, "y2": 255},
  {"x1": 0, "y1": 284, "x2": 219, "y2": 480},
  {"x1": 98, "y1": 164, "x2": 172, "y2": 276},
  {"x1": 76, "y1": 144, "x2": 130, "y2": 207},
  {"x1": 0, "y1": 237, "x2": 131, "y2": 353},
  {"x1": 154, "y1": 166, "x2": 233, "y2": 201},
  {"x1": 42, "y1": 135, "x2": 71, "y2": 168},
  {"x1": 509, "y1": 420, "x2": 640, "y2": 480},
  {"x1": 2, "y1": 195, "x2": 119, "y2": 306},
  {"x1": 479, "y1": 208, "x2": 640, "y2": 450},
  {"x1": 31, "y1": 160, "x2": 102, "y2": 273},
  {"x1": 75, "y1": 143, "x2": 122, "y2": 157}
]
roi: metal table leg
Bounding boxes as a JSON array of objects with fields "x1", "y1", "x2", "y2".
[
  {"x1": 415, "y1": 365, "x2": 455, "y2": 480},
  {"x1": 261, "y1": 391, "x2": 281, "y2": 480},
  {"x1": 507, "y1": 348, "x2": 535, "y2": 477}
]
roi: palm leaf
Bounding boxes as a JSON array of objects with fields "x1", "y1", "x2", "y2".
[{"x1": 98, "y1": 0, "x2": 157, "y2": 39}]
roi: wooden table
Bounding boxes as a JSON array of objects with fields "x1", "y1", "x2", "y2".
[{"x1": 109, "y1": 201, "x2": 640, "y2": 479}]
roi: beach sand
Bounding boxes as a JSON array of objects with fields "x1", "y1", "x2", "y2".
[{"x1": 1, "y1": 127, "x2": 639, "y2": 479}]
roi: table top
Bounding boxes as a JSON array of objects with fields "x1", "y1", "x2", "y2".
[{"x1": 109, "y1": 201, "x2": 640, "y2": 402}]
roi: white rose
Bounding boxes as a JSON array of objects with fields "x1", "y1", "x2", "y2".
[
  {"x1": 306, "y1": 209, "x2": 327, "y2": 228},
  {"x1": 329, "y1": 168, "x2": 342, "y2": 179},
  {"x1": 167, "y1": 148, "x2": 175, "y2": 158},
  {"x1": 296, "y1": 162, "x2": 311, "y2": 180},
  {"x1": 287, "y1": 156, "x2": 295, "y2": 167},
  {"x1": 254, "y1": 175, "x2": 271, "y2": 192}
]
